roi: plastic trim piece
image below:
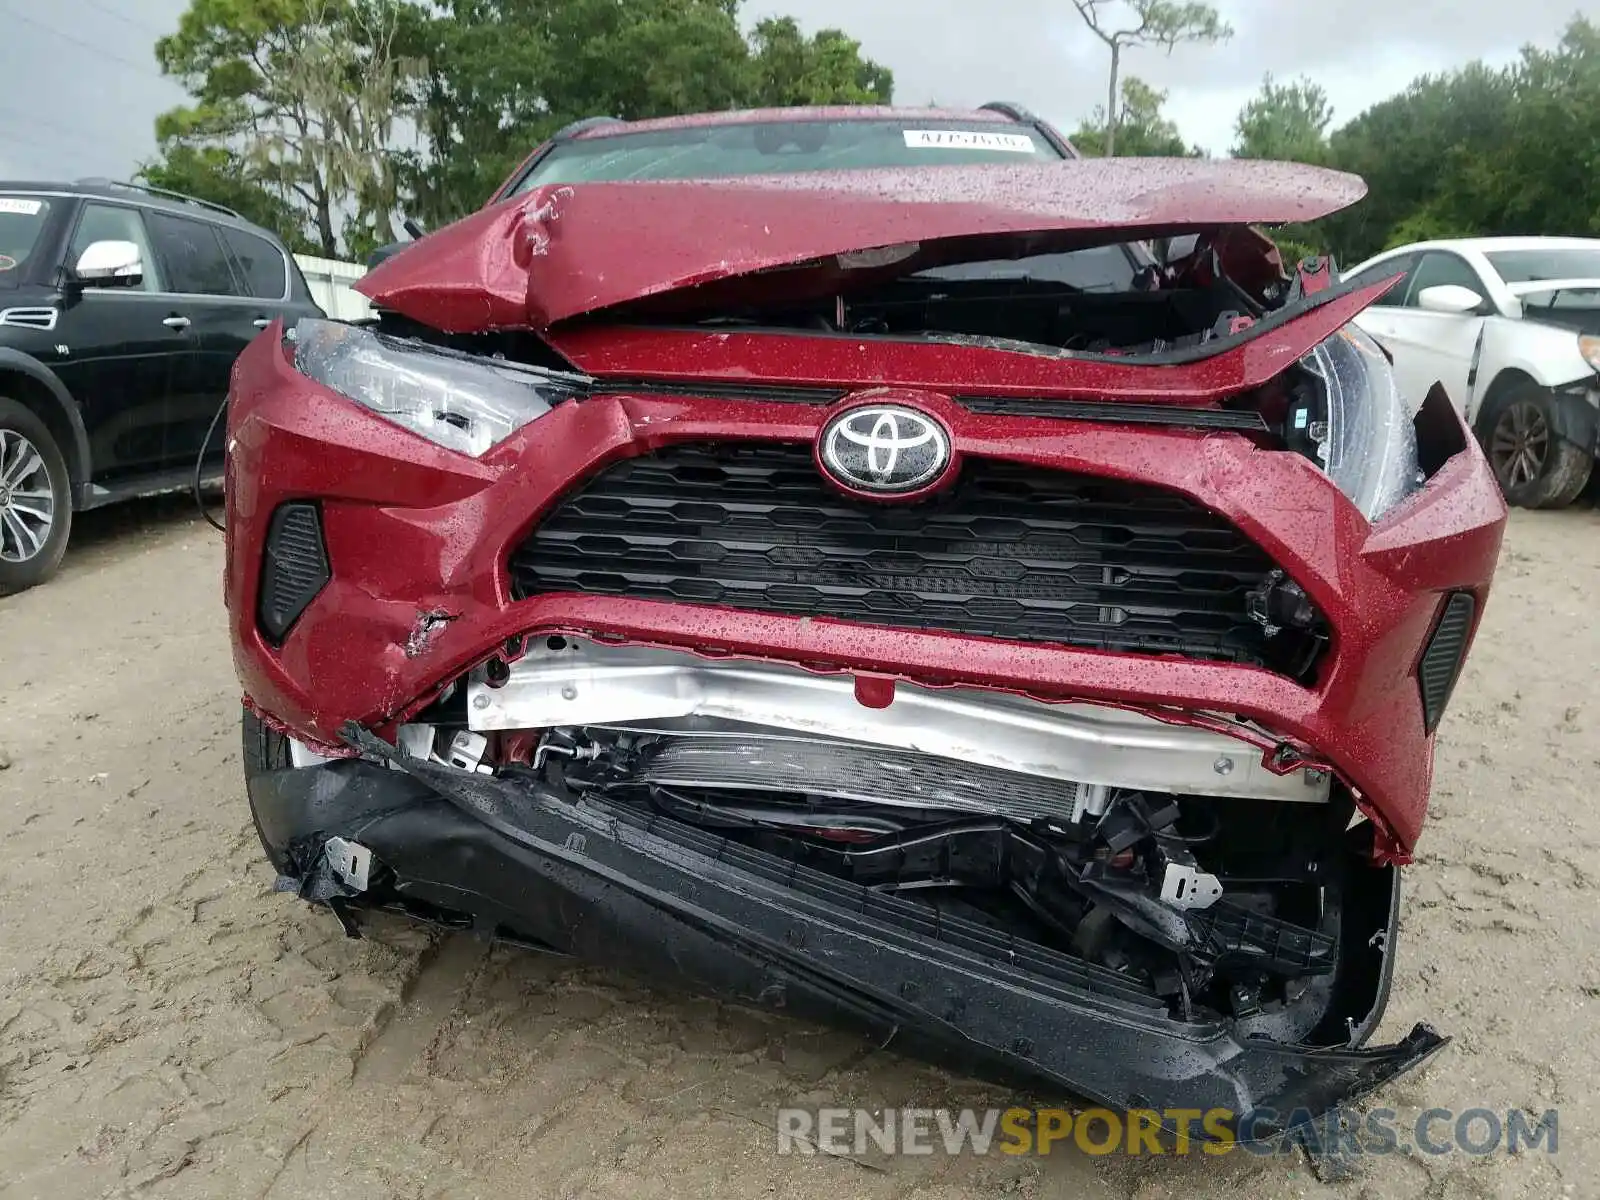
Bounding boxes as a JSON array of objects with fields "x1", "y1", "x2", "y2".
[{"x1": 1418, "y1": 592, "x2": 1475, "y2": 733}]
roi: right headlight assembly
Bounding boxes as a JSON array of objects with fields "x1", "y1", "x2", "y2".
[
  {"x1": 1301, "y1": 324, "x2": 1422, "y2": 522},
  {"x1": 289, "y1": 318, "x2": 588, "y2": 457}
]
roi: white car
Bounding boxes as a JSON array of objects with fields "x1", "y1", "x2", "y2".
[{"x1": 1344, "y1": 237, "x2": 1600, "y2": 508}]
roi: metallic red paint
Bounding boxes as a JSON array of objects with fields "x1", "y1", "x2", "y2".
[
  {"x1": 358, "y1": 159, "x2": 1368, "y2": 332},
  {"x1": 225, "y1": 319, "x2": 1506, "y2": 863},
  {"x1": 551, "y1": 280, "x2": 1398, "y2": 402}
]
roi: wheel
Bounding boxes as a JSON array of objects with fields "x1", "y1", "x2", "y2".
[
  {"x1": 1479, "y1": 385, "x2": 1594, "y2": 509},
  {"x1": 0, "y1": 397, "x2": 72, "y2": 594}
]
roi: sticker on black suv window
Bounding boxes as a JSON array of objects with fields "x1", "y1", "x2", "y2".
[
  {"x1": 903, "y1": 130, "x2": 1036, "y2": 152},
  {"x1": 0, "y1": 197, "x2": 43, "y2": 215}
]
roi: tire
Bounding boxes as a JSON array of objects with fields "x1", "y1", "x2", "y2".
[
  {"x1": 0, "y1": 397, "x2": 72, "y2": 595},
  {"x1": 1478, "y1": 384, "x2": 1594, "y2": 509}
]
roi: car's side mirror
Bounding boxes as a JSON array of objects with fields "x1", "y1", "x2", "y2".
[
  {"x1": 366, "y1": 240, "x2": 409, "y2": 269},
  {"x1": 73, "y1": 240, "x2": 143, "y2": 287},
  {"x1": 1416, "y1": 284, "x2": 1484, "y2": 315}
]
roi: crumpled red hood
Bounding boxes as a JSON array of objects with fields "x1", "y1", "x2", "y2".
[{"x1": 357, "y1": 158, "x2": 1367, "y2": 333}]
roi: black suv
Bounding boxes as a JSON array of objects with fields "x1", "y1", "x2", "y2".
[{"x1": 0, "y1": 180, "x2": 323, "y2": 593}]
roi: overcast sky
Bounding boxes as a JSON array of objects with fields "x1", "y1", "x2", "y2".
[{"x1": 0, "y1": 0, "x2": 1584, "y2": 182}]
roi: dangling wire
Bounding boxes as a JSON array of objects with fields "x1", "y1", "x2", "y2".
[
  {"x1": 194, "y1": 397, "x2": 228, "y2": 533},
  {"x1": 1150, "y1": 807, "x2": 1222, "y2": 845}
]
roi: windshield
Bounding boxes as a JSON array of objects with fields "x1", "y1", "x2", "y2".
[
  {"x1": 0, "y1": 195, "x2": 53, "y2": 288},
  {"x1": 1486, "y1": 247, "x2": 1600, "y2": 286},
  {"x1": 510, "y1": 119, "x2": 1063, "y2": 192}
]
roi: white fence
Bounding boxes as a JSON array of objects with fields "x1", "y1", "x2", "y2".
[{"x1": 294, "y1": 254, "x2": 373, "y2": 320}]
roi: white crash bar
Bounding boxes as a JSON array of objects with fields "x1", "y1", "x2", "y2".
[{"x1": 466, "y1": 637, "x2": 1330, "y2": 805}]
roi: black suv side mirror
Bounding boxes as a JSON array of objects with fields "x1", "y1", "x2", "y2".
[
  {"x1": 367, "y1": 219, "x2": 427, "y2": 270},
  {"x1": 366, "y1": 241, "x2": 409, "y2": 269}
]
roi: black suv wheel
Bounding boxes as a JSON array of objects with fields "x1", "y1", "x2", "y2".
[{"x1": 0, "y1": 396, "x2": 71, "y2": 594}]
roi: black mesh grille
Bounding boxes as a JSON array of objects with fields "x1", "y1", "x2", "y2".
[
  {"x1": 258, "y1": 502, "x2": 330, "y2": 643},
  {"x1": 510, "y1": 443, "x2": 1290, "y2": 668},
  {"x1": 1419, "y1": 592, "x2": 1475, "y2": 733}
]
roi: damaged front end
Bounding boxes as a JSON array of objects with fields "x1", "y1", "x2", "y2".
[
  {"x1": 228, "y1": 153, "x2": 1505, "y2": 1144},
  {"x1": 249, "y1": 634, "x2": 1445, "y2": 1139}
]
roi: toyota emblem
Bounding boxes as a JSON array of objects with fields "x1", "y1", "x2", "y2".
[{"x1": 818, "y1": 405, "x2": 952, "y2": 495}]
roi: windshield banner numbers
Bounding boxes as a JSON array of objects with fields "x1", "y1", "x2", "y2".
[{"x1": 903, "y1": 130, "x2": 1037, "y2": 153}]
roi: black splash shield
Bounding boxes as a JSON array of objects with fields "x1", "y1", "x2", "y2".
[{"x1": 242, "y1": 723, "x2": 1446, "y2": 1143}]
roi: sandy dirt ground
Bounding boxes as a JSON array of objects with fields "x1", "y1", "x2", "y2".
[{"x1": 1, "y1": 495, "x2": 1596, "y2": 1200}]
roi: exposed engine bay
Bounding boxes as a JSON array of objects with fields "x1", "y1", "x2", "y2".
[
  {"x1": 349, "y1": 635, "x2": 1381, "y2": 1042},
  {"x1": 612, "y1": 231, "x2": 1301, "y2": 359}
]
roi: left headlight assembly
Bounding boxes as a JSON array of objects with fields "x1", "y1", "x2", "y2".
[
  {"x1": 289, "y1": 318, "x2": 587, "y2": 457},
  {"x1": 1302, "y1": 324, "x2": 1422, "y2": 523}
]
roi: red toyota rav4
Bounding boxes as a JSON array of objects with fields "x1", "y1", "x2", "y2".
[{"x1": 226, "y1": 105, "x2": 1507, "y2": 1139}]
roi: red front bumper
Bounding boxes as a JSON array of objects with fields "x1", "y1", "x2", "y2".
[{"x1": 224, "y1": 326, "x2": 1506, "y2": 859}]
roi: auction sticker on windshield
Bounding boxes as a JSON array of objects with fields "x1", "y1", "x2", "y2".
[
  {"x1": 903, "y1": 130, "x2": 1037, "y2": 152},
  {"x1": 0, "y1": 197, "x2": 43, "y2": 215}
]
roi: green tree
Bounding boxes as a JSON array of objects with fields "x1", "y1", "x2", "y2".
[
  {"x1": 1227, "y1": 73, "x2": 1336, "y2": 263},
  {"x1": 1069, "y1": 0, "x2": 1231, "y2": 156},
  {"x1": 155, "y1": 0, "x2": 423, "y2": 258},
  {"x1": 746, "y1": 18, "x2": 893, "y2": 107},
  {"x1": 136, "y1": 144, "x2": 317, "y2": 253},
  {"x1": 394, "y1": 0, "x2": 552, "y2": 231},
  {"x1": 402, "y1": 0, "x2": 894, "y2": 226},
  {"x1": 1071, "y1": 76, "x2": 1196, "y2": 157},
  {"x1": 1493, "y1": 17, "x2": 1600, "y2": 235},
  {"x1": 402, "y1": 0, "x2": 753, "y2": 226},
  {"x1": 1232, "y1": 74, "x2": 1332, "y2": 163},
  {"x1": 1307, "y1": 18, "x2": 1600, "y2": 263},
  {"x1": 1317, "y1": 62, "x2": 1516, "y2": 261},
  {"x1": 533, "y1": 0, "x2": 754, "y2": 123}
]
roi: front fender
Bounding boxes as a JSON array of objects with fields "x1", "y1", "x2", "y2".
[
  {"x1": 1480, "y1": 316, "x2": 1598, "y2": 393},
  {"x1": 0, "y1": 346, "x2": 91, "y2": 498}
]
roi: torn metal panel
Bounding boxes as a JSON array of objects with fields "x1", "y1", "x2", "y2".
[{"x1": 404, "y1": 608, "x2": 460, "y2": 659}]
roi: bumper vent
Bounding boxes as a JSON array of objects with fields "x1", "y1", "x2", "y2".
[
  {"x1": 258, "y1": 502, "x2": 330, "y2": 643},
  {"x1": 1419, "y1": 591, "x2": 1476, "y2": 733},
  {"x1": 510, "y1": 443, "x2": 1294, "y2": 670}
]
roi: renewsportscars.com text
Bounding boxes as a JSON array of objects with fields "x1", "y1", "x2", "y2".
[{"x1": 775, "y1": 1106, "x2": 1559, "y2": 1158}]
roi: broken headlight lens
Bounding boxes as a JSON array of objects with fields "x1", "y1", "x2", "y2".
[
  {"x1": 289, "y1": 318, "x2": 585, "y2": 457},
  {"x1": 1302, "y1": 324, "x2": 1421, "y2": 522}
]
